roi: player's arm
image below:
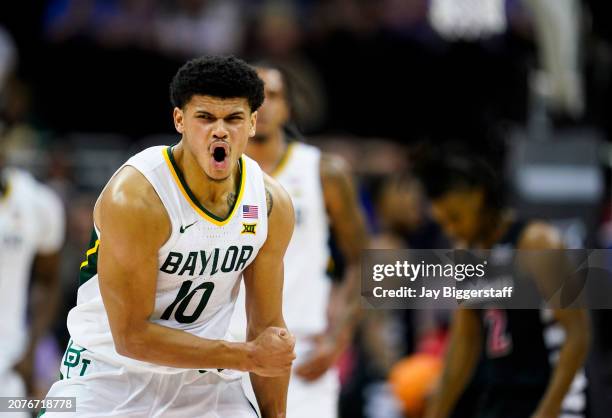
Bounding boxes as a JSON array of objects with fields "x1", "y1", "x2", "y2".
[
  {"x1": 14, "y1": 184, "x2": 65, "y2": 394},
  {"x1": 97, "y1": 167, "x2": 294, "y2": 374},
  {"x1": 295, "y1": 153, "x2": 368, "y2": 380},
  {"x1": 244, "y1": 174, "x2": 296, "y2": 418},
  {"x1": 519, "y1": 223, "x2": 591, "y2": 418},
  {"x1": 424, "y1": 308, "x2": 482, "y2": 418},
  {"x1": 534, "y1": 308, "x2": 590, "y2": 417}
]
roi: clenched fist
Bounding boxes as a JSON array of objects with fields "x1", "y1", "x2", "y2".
[{"x1": 247, "y1": 327, "x2": 296, "y2": 377}]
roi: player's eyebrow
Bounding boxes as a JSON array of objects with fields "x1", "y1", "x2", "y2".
[
  {"x1": 194, "y1": 110, "x2": 215, "y2": 117},
  {"x1": 194, "y1": 110, "x2": 245, "y2": 118},
  {"x1": 225, "y1": 111, "x2": 245, "y2": 117}
]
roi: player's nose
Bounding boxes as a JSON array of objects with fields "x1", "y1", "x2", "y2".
[{"x1": 211, "y1": 119, "x2": 229, "y2": 139}]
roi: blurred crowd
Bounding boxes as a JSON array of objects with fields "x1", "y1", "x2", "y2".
[
  {"x1": 2, "y1": 0, "x2": 607, "y2": 137},
  {"x1": 1, "y1": 1, "x2": 612, "y2": 418}
]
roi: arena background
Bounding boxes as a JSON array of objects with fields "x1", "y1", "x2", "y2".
[{"x1": 1, "y1": 1, "x2": 611, "y2": 417}]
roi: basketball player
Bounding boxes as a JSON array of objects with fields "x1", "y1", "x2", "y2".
[
  {"x1": 418, "y1": 146, "x2": 590, "y2": 418},
  {"x1": 41, "y1": 56, "x2": 296, "y2": 417},
  {"x1": 229, "y1": 63, "x2": 367, "y2": 418},
  {"x1": 0, "y1": 31, "x2": 65, "y2": 415},
  {"x1": 0, "y1": 142, "x2": 65, "y2": 415}
]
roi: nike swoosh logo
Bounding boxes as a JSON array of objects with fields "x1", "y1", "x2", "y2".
[{"x1": 180, "y1": 221, "x2": 198, "y2": 233}]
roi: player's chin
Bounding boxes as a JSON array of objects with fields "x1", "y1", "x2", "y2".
[{"x1": 204, "y1": 162, "x2": 233, "y2": 182}]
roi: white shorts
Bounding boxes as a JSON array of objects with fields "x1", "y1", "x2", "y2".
[
  {"x1": 241, "y1": 368, "x2": 340, "y2": 418},
  {"x1": 41, "y1": 342, "x2": 257, "y2": 418}
]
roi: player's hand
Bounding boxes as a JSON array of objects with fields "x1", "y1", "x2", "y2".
[
  {"x1": 247, "y1": 327, "x2": 296, "y2": 377},
  {"x1": 294, "y1": 333, "x2": 344, "y2": 381}
]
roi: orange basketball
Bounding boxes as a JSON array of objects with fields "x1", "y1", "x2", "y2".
[{"x1": 389, "y1": 353, "x2": 443, "y2": 417}]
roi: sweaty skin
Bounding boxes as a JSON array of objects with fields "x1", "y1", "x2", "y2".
[
  {"x1": 246, "y1": 174, "x2": 296, "y2": 416},
  {"x1": 94, "y1": 94, "x2": 297, "y2": 418}
]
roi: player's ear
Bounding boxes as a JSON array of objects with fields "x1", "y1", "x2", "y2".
[
  {"x1": 173, "y1": 107, "x2": 185, "y2": 134},
  {"x1": 249, "y1": 111, "x2": 257, "y2": 137}
]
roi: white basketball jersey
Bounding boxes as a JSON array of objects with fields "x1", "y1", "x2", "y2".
[
  {"x1": 0, "y1": 169, "x2": 65, "y2": 372},
  {"x1": 230, "y1": 142, "x2": 330, "y2": 350},
  {"x1": 66, "y1": 146, "x2": 268, "y2": 373}
]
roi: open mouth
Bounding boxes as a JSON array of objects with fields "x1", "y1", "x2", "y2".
[
  {"x1": 210, "y1": 142, "x2": 229, "y2": 163},
  {"x1": 213, "y1": 147, "x2": 226, "y2": 162}
]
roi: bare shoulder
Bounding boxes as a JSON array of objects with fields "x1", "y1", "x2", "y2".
[
  {"x1": 95, "y1": 166, "x2": 170, "y2": 251},
  {"x1": 262, "y1": 173, "x2": 294, "y2": 234},
  {"x1": 518, "y1": 221, "x2": 564, "y2": 250}
]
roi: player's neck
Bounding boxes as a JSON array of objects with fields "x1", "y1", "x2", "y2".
[
  {"x1": 172, "y1": 144, "x2": 239, "y2": 206},
  {"x1": 248, "y1": 129, "x2": 286, "y2": 175}
]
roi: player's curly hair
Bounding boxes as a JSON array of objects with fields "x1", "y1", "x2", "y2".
[
  {"x1": 170, "y1": 55, "x2": 264, "y2": 111},
  {"x1": 412, "y1": 141, "x2": 506, "y2": 211}
]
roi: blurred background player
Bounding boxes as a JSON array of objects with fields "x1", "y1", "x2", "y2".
[
  {"x1": 0, "y1": 27, "x2": 65, "y2": 417},
  {"x1": 229, "y1": 62, "x2": 368, "y2": 418},
  {"x1": 417, "y1": 144, "x2": 590, "y2": 418},
  {"x1": 0, "y1": 146, "x2": 65, "y2": 416}
]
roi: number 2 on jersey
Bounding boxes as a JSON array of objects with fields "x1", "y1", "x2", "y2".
[
  {"x1": 161, "y1": 280, "x2": 215, "y2": 324},
  {"x1": 484, "y1": 308, "x2": 513, "y2": 357}
]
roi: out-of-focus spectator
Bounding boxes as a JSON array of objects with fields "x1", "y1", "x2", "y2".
[
  {"x1": 44, "y1": 0, "x2": 157, "y2": 48},
  {"x1": 45, "y1": 0, "x2": 245, "y2": 56},
  {"x1": 429, "y1": 0, "x2": 507, "y2": 41},
  {"x1": 251, "y1": 3, "x2": 327, "y2": 132},
  {"x1": 0, "y1": 25, "x2": 45, "y2": 171},
  {"x1": 524, "y1": 0, "x2": 584, "y2": 119},
  {"x1": 94, "y1": 0, "x2": 158, "y2": 49},
  {"x1": 154, "y1": 0, "x2": 245, "y2": 57},
  {"x1": 380, "y1": 0, "x2": 429, "y2": 39},
  {"x1": 0, "y1": 25, "x2": 16, "y2": 139},
  {"x1": 0, "y1": 26, "x2": 16, "y2": 96},
  {"x1": 253, "y1": 0, "x2": 303, "y2": 57}
]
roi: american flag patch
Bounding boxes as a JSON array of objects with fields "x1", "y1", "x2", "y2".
[{"x1": 242, "y1": 205, "x2": 259, "y2": 219}]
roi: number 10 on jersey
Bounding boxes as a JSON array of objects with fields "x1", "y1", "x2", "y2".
[{"x1": 161, "y1": 280, "x2": 215, "y2": 324}]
